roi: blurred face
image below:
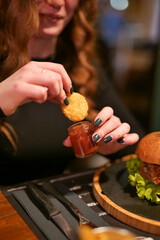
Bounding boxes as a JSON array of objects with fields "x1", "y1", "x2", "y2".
[{"x1": 35, "y1": 0, "x2": 79, "y2": 37}]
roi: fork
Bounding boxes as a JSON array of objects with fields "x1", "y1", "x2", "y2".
[{"x1": 41, "y1": 182, "x2": 97, "y2": 228}]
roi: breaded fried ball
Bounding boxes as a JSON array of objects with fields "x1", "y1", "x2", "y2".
[{"x1": 61, "y1": 92, "x2": 88, "y2": 122}]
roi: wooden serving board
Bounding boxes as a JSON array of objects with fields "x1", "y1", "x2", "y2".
[{"x1": 93, "y1": 161, "x2": 160, "y2": 235}]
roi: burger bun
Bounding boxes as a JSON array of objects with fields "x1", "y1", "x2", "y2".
[{"x1": 135, "y1": 131, "x2": 160, "y2": 165}]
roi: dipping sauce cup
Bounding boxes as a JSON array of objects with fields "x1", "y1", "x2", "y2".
[{"x1": 68, "y1": 121, "x2": 98, "y2": 158}]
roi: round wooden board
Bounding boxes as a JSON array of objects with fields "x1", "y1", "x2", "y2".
[{"x1": 93, "y1": 161, "x2": 160, "y2": 235}]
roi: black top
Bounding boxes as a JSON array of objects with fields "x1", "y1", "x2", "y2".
[{"x1": 0, "y1": 63, "x2": 145, "y2": 184}]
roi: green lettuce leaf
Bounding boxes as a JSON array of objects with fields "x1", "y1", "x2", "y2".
[{"x1": 126, "y1": 156, "x2": 160, "y2": 204}]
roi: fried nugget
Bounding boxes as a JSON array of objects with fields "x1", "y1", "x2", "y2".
[{"x1": 61, "y1": 92, "x2": 88, "y2": 122}]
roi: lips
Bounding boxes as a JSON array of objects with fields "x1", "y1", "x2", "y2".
[{"x1": 40, "y1": 13, "x2": 64, "y2": 23}]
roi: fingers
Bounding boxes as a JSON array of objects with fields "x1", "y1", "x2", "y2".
[
  {"x1": 1, "y1": 81, "x2": 49, "y2": 116},
  {"x1": 122, "y1": 133, "x2": 139, "y2": 145},
  {"x1": 13, "y1": 82, "x2": 48, "y2": 106},
  {"x1": 24, "y1": 61, "x2": 72, "y2": 105},
  {"x1": 63, "y1": 136, "x2": 72, "y2": 147},
  {"x1": 0, "y1": 61, "x2": 72, "y2": 116},
  {"x1": 92, "y1": 107, "x2": 119, "y2": 143},
  {"x1": 93, "y1": 107, "x2": 114, "y2": 126},
  {"x1": 103, "y1": 122, "x2": 131, "y2": 143},
  {"x1": 93, "y1": 115, "x2": 122, "y2": 141},
  {"x1": 21, "y1": 83, "x2": 48, "y2": 103},
  {"x1": 93, "y1": 120, "x2": 130, "y2": 144},
  {"x1": 92, "y1": 106, "x2": 139, "y2": 146},
  {"x1": 37, "y1": 69, "x2": 67, "y2": 104},
  {"x1": 32, "y1": 61, "x2": 72, "y2": 94},
  {"x1": 97, "y1": 133, "x2": 139, "y2": 155}
]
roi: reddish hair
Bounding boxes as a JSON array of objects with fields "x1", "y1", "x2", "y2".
[
  {"x1": 56, "y1": 0, "x2": 99, "y2": 119},
  {"x1": 0, "y1": 0, "x2": 39, "y2": 79},
  {"x1": 0, "y1": 0, "x2": 99, "y2": 119}
]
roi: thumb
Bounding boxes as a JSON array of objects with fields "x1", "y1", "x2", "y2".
[{"x1": 63, "y1": 136, "x2": 72, "y2": 147}]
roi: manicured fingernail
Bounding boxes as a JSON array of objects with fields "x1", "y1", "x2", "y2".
[
  {"x1": 70, "y1": 86, "x2": 74, "y2": 94},
  {"x1": 93, "y1": 134, "x2": 100, "y2": 142},
  {"x1": 64, "y1": 97, "x2": 69, "y2": 106},
  {"x1": 103, "y1": 135, "x2": 113, "y2": 143},
  {"x1": 94, "y1": 118, "x2": 102, "y2": 127},
  {"x1": 117, "y1": 138, "x2": 125, "y2": 143}
]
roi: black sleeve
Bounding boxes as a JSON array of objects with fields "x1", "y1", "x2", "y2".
[
  {"x1": 96, "y1": 63, "x2": 146, "y2": 159},
  {"x1": 0, "y1": 121, "x2": 18, "y2": 162},
  {"x1": 0, "y1": 108, "x2": 6, "y2": 119}
]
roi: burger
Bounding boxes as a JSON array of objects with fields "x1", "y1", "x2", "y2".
[{"x1": 126, "y1": 131, "x2": 160, "y2": 204}]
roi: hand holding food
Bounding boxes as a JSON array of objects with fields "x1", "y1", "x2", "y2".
[
  {"x1": 0, "y1": 61, "x2": 72, "y2": 116},
  {"x1": 91, "y1": 107, "x2": 139, "y2": 155},
  {"x1": 63, "y1": 106, "x2": 139, "y2": 156}
]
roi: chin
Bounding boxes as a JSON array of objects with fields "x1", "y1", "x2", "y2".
[{"x1": 38, "y1": 27, "x2": 62, "y2": 37}]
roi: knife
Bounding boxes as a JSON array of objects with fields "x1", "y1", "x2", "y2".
[
  {"x1": 27, "y1": 182, "x2": 78, "y2": 240},
  {"x1": 41, "y1": 182, "x2": 97, "y2": 228}
]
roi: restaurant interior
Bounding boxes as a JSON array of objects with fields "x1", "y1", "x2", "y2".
[
  {"x1": 97, "y1": 0, "x2": 160, "y2": 133},
  {"x1": 0, "y1": 1, "x2": 160, "y2": 240}
]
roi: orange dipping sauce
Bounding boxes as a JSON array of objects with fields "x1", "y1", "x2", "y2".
[{"x1": 68, "y1": 121, "x2": 98, "y2": 158}]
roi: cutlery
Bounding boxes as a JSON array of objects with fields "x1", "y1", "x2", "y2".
[
  {"x1": 41, "y1": 182, "x2": 97, "y2": 228},
  {"x1": 27, "y1": 182, "x2": 78, "y2": 240}
]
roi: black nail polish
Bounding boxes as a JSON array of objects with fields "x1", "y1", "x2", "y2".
[
  {"x1": 103, "y1": 135, "x2": 113, "y2": 143},
  {"x1": 93, "y1": 134, "x2": 100, "y2": 142},
  {"x1": 64, "y1": 97, "x2": 69, "y2": 106},
  {"x1": 70, "y1": 86, "x2": 74, "y2": 94},
  {"x1": 94, "y1": 118, "x2": 102, "y2": 127},
  {"x1": 117, "y1": 138, "x2": 125, "y2": 143}
]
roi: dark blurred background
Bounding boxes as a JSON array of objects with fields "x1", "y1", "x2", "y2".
[{"x1": 96, "y1": 0, "x2": 160, "y2": 133}]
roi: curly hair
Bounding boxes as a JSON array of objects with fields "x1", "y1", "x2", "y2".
[
  {"x1": 0, "y1": 0, "x2": 99, "y2": 120},
  {"x1": 0, "y1": 0, "x2": 39, "y2": 80},
  {"x1": 56, "y1": 0, "x2": 99, "y2": 119}
]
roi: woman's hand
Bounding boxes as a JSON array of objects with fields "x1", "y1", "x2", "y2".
[
  {"x1": 0, "y1": 61, "x2": 72, "y2": 116},
  {"x1": 91, "y1": 106, "x2": 139, "y2": 155},
  {"x1": 63, "y1": 106, "x2": 139, "y2": 155}
]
